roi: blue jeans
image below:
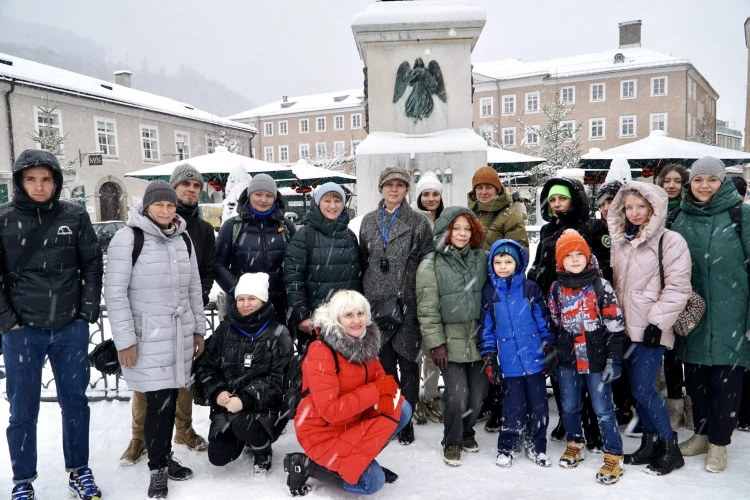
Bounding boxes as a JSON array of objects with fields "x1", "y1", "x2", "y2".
[
  {"x1": 343, "y1": 400, "x2": 412, "y2": 495},
  {"x1": 498, "y1": 372, "x2": 548, "y2": 454},
  {"x1": 624, "y1": 342, "x2": 673, "y2": 439},
  {"x1": 558, "y1": 365, "x2": 623, "y2": 455},
  {"x1": 4, "y1": 320, "x2": 91, "y2": 484}
]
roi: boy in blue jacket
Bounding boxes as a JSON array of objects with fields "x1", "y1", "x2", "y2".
[{"x1": 479, "y1": 239, "x2": 555, "y2": 468}]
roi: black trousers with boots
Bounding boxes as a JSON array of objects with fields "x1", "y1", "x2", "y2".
[
  {"x1": 684, "y1": 363, "x2": 743, "y2": 446},
  {"x1": 145, "y1": 389, "x2": 179, "y2": 470},
  {"x1": 208, "y1": 413, "x2": 272, "y2": 466}
]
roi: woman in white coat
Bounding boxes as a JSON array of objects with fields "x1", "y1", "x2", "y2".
[{"x1": 104, "y1": 180, "x2": 205, "y2": 499}]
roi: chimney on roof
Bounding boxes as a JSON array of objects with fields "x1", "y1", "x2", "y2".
[
  {"x1": 618, "y1": 20, "x2": 642, "y2": 49},
  {"x1": 114, "y1": 70, "x2": 132, "y2": 88},
  {"x1": 282, "y1": 95, "x2": 288, "y2": 103}
]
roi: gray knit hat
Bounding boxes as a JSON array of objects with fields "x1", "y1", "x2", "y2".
[
  {"x1": 689, "y1": 156, "x2": 726, "y2": 182},
  {"x1": 143, "y1": 180, "x2": 177, "y2": 210},
  {"x1": 378, "y1": 167, "x2": 411, "y2": 191},
  {"x1": 169, "y1": 163, "x2": 204, "y2": 190},
  {"x1": 314, "y1": 182, "x2": 346, "y2": 205},
  {"x1": 247, "y1": 173, "x2": 277, "y2": 198}
]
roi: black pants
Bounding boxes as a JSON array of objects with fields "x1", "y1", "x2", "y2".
[
  {"x1": 684, "y1": 363, "x2": 744, "y2": 446},
  {"x1": 441, "y1": 361, "x2": 488, "y2": 446},
  {"x1": 739, "y1": 369, "x2": 750, "y2": 427},
  {"x1": 664, "y1": 348, "x2": 684, "y2": 399},
  {"x1": 145, "y1": 388, "x2": 179, "y2": 470},
  {"x1": 379, "y1": 339, "x2": 419, "y2": 410},
  {"x1": 611, "y1": 362, "x2": 635, "y2": 419},
  {"x1": 208, "y1": 413, "x2": 272, "y2": 466}
]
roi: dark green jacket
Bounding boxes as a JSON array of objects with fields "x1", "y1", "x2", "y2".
[
  {"x1": 283, "y1": 204, "x2": 361, "y2": 327},
  {"x1": 671, "y1": 178, "x2": 750, "y2": 369},
  {"x1": 416, "y1": 206, "x2": 488, "y2": 363}
]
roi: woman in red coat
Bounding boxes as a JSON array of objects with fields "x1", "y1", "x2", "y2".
[{"x1": 285, "y1": 290, "x2": 412, "y2": 496}]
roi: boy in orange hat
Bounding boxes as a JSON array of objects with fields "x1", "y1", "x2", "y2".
[{"x1": 547, "y1": 229, "x2": 626, "y2": 485}]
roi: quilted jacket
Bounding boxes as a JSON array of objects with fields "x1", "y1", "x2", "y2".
[{"x1": 467, "y1": 187, "x2": 529, "y2": 253}]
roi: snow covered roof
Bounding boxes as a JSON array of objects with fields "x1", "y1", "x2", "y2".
[
  {"x1": 351, "y1": 0, "x2": 486, "y2": 26},
  {"x1": 473, "y1": 47, "x2": 690, "y2": 82},
  {"x1": 228, "y1": 89, "x2": 365, "y2": 121},
  {"x1": 356, "y1": 128, "x2": 487, "y2": 155},
  {"x1": 0, "y1": 52, "x2": 256, "y2": 133}
]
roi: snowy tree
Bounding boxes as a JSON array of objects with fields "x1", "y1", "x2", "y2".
[
  {"x1": 205, "y1": 128, "x2": 243, "y2": 155},
  {"x1": 222, "y1": 164, "x2": 252, "y2": 221},
  {"x1": 693, "y1": 95, "x2": 716, "y2": 145}
]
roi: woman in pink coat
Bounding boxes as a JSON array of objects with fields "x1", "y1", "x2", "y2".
[{"x1": 608, "y1": 181, "x2": 692, "y2": 476}]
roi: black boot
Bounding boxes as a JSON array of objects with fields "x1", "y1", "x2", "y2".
[
  {"x1": 646, "y1": 434, "x2": 685, "y2": 475},
  {"x1": 382, "y1": 467, "x2": 398, "y2": 483},
  {"x1": 306, "y1": 460, "x2": 345, "y2": 488},
  {"x1": 397, "y1": 421, "x2": 415, "y2": 445},
  {"x1": 624, "y1": 432, "x2": 657, "y2": 465},
  {"x1": 550, "y1": 419, "x2": 565, "y2": 442},
  {"x1": 284, "y1": 453, "x2": 311, "y2": 497},
  {"x1": 148, "y1": 466, "x2": 169, "y2": 498}
]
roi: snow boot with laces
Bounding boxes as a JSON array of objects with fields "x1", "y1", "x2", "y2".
[
  {"x1": 147, "y1": 467, "x2": 168, "y2": 498},
  {"x1": 595, "y1": 453, "x2": 624, "y2": 485},
  {"x1": 646, "y1": 434, "x2": 684, "y2": 475},
  {"x1": 11, "y1": 483, "x2": 35, "y2": 500},
  {"x1": 624, "y1": 432, "x2": 657, "y2": 465},
  {"x1": 559, "y1": 441, "x2": 585, "y2": 468}
]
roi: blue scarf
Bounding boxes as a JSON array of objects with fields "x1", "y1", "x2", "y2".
[{"x1": 248, "y1": 202, "x2": 277, "y2": 220}]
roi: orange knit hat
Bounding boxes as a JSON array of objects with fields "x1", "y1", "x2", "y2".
[
  {"x1": 555, "y1": 229, "x2": 591, "y2": 269},
  {"x1": 472, "y1": 166, "x2": 502, "y2": 192}
]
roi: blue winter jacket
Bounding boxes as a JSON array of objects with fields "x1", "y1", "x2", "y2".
[{"x1": 478, "y1": 239, "x2": 554, "y2": 377}]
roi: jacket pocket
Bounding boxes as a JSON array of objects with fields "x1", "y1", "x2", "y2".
[
  {"x1": 556, "y1": 329, "x2": 576, "y2": 366},
  {"x1": 585, "y1": 327, "x2": 607, "y2": 365}
]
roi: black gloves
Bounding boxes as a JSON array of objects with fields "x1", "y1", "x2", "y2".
[
  {"x1": 542, "y1": 344, "x2": 558, "y2": 376},
  {"x1": 643, "y1": 324, "x2": 662, "y2": 349}
]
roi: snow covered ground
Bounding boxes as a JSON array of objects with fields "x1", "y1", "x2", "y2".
[{"x1": 1, "y1": 388, "x2": 748, "y2": 499}]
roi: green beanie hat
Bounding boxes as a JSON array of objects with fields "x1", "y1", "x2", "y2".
[{"x1": 547, "y1": 184, "x2": 571, "y2": 202}]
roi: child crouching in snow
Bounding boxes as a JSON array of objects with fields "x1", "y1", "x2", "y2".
[
  {"x1": 548, "y1": 229, "x2": 626, "y2": 485},
  {"x1": 479, "y1": 239, "x2": 556, "y2": 468}
]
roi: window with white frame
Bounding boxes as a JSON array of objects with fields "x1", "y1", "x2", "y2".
[
  {"x1": 279, "y1": 145, "x2": 289, "y2": 162},
  {"x1": 334, "y1": 115, "x2": 344, "y2": 131},
  {"x1": 299, "y1": 143, "x2": 310, "y2": 159},
  {"x1": 692, "y1": 81, "x2": 697, "y2": 99},
  {"x1": 264, "y1": 146, "x2": 274, "y2": 162},
  {"x1": 299, "y1": 118, "x2": 309, "y2": 133},
  {"x1": 651, "y1": 76, "x2": 667, "y2": 96},
  {"x1": 560, "y1": 120, "x2": 575, "y2": 141},
  {"x1": 316, "y1": 117, "x2": 326, "y2": 132},
  {"x1": 279, "y1": 120, "x2": 288, "y2": 135},
  {"x1": 502, "y1": 127, "x2": 516, "y2": 148},
  {"x1": 95, "y1": 117, "x2": 117, "y2": 157},
  {"x1": 480, "y1": 97, "x2": 493, "y2": 117},
  {"x1": 264, "y1": 122, "x2": 273, "y2": 136},
  {"x1": 140, "y1": 125, "x2": 160, "y2": 160},
  {"x1": 351, "y1": 140, "x2": 361, "y2": 155},
  {"x1": 316, "y1": 142, "x2": 327, "y2": 158},
  {"x1": 687, "y1": 113, "x2": 692, "y2": 135},
  {"x1": 333, "y1": 141, "x2": 346, "y2": 157},
  {"x1": 526, "y1": 92, "x2": 540, "y2": 113},
  {"x1": 560, "y1": 86, "x2": 575, "y2": 105},
  {"x1": 525, "y1": 125, "x2": 540, "y2": 147},
  {"x1": 174, "y1": 131, "x2": 190, "y2": 160},
  {"x1": 502, "y1": 95, "x2": 516, "y2": 115},
  {"x1": 650, "y1": 113, "x2": 667, "y2": 132},
  {"x1": 590, "y1": 83, "x2": 605, "y2": 102},
  {"x1": 687, "y1": 77, "x2": 692, "y2": 98},
  {"x1": 479, "y1": 125, "x2": 493, "y2": 145},
  {"x1": 35, "y1": 107, "x2": 63, "y2": 154},
  {"x1": 589, "y1": 118, "x2": 605, "y2": 139},
  {"x1": 619, "y1": 116, "x2": 636, "y2": 138},
  {"x1": 351, "y1": 113, "x2": 362, "y2": 129},
  {"x1": 621, "y1": 80, "x2": 637, "y2": 99}
]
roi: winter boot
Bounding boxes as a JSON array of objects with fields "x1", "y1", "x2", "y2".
[
  {"x1": 484, "y1": 412, "x2": 503, "y2": 433},
  {"x1": 253, "y1": 448, "x2": 273, "y2": 476},
  {"x1": 559, "y1": 441, "x2": 585, "y2": 468},
  {"x1": 413, "y1": 399, "x2": 428, "y2": 425},
  {"x1": 166, "y1": 452, "x2": 193, "y2": 480},
  {"x1": 173, "y1": 428, "x2": 208, "y2": 451},
  {"x1": 397, "y1": 421, "x2": 415, "y2": 445},
  {"x1": 462, "y1": 436, "x2": 479, "y2": 453},
  {"x1": 550, "y1": 419, "x2": 565, "y2": 442},
  {"x1": 646, "y1": 434, "x2": 684, "y2": 475},
  {"x1": 381, "y1": 467, "x2": 398, "y2": 483},
  {"x1": 526, "y1": 449, "x2": 552, "y2": 467},
  {"x1": 443, "y1": 444, "x2": 462, "y2": 466},
  {"x1": 595, "y1": 453, "x2": 624, "y2": 485},
  {"x1": 679, "y1": 433, "x2": 708, "y2": 457},
  {"x1": 495, "y1": 452, "x2": 513, "y2": 467},
  {"x1": 11, "y1": 482, "x2": 35, "y2": 500},
  {"x1": 119, "y1": 438, "x2": 147, "y2": 465},
  {"x1": 306, "y1": 459, "x2": 345, "y2": 488},
  {"x1": 705, "y1": 443, "x2": 727, "y2": 473},
  {"x1": 425, "y1": 398, "x2": 443, "y2": 424},
  {"x1": 683, "y1": 395, "x2": 694, "y2": 431},
  {"x1": 68, "y1": 467, "x2": 102, "y2": 500},
  {"x1": 284, "y1": 453, "x2": 311, "y2": 497},
  {"x1": 624, "y1": 432, "x2": 657, "y2": 465},
  {"x1": 666, "y1": 398, "x2": 685, "y2": 430},
  {"x1": 147, "y1": 467, "x2": 169, "y2": 498}
]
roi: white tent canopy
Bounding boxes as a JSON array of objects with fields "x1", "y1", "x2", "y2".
[
  {"x1": 487, "y1": 146, "x2": 546, "y2": 165},
  {"x1": 290, "y1": 159, "x2": 356, "y2": 183}
]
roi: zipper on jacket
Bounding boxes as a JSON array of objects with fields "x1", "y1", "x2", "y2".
[{"x1": 260, "y1": 220, "x2": 268, "y2": 271}]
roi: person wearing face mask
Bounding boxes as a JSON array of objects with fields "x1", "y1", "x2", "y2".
[
  {"x1": 284, "y1": 183, "x2": 361, "y2": 351},
  {"x1": 668, "y1": 156, "x2": 750, "y2": 473}
]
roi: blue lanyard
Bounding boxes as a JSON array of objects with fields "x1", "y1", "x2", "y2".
[
  {"x1": 231, "y1": 319, "x2": 271, "y2": 341},
  {"x1": 381, "y1": 205, "x2": 401, "y2": 250}
]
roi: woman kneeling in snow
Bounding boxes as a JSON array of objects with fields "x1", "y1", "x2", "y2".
[{"x1": 285, "y1": 290, "x2": 412, "y2": 496}]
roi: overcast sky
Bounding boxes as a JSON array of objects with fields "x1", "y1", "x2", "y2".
[{"x1": 2, "y1": 0, "x2": 748, "y2": 131}]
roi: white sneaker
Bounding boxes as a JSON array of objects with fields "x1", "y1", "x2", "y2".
[
  {"x1": 495, "y1": 452, "x2": 513, "y2": 468},
  {"x1": 526, "y1": 450, "x2": 552, "y2": 467}
]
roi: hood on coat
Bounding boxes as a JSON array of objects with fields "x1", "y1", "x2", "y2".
[
  {"x1": 539, "y1": 177, "x2": 591, "y2": 224},
  {"x1": 433, "y1": 206, "x2": 479, "y2": 250},
  {"x1": 312, "y1": 303, "x2": 381, "y2": 365},
  {"x1": 466, "y1": 184, "x2": 513, "y2": 213},
  {"x1": 488, "y1": 238, "x2": 527, "y2": 289},
  {"x1": 12, "y1": 149, "x2": 64, "y2": 211},
  {"x1": 608, "y1": 181, "x2": 668, "y2": 245},
  {"x1": 128, "y1": 201, "x2": 188, "y2": 240}
]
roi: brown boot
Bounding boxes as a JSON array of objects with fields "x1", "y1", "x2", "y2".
[
  {"x1": 174, "y1": 428, "x2": 208, "y2": 451},
  {"x1": 596, "y1": 453, "x2": 624, "y2": 485},
  {"x1": 666, "y1": 398, "x2": 685, "y2": 430},
  {"x1": 120, "y1": 438, "x2": 146, "y2": 465},
  {"x1": 559, "y1": 441, "x2": 585, "y2": 468}
]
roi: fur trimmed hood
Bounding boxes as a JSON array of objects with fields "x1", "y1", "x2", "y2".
[{"x1": 312, "y1": 305, "x2": 382, "y2": 364}]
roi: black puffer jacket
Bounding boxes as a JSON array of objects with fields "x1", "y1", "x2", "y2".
[
  {"x1": 284, "y1": 203, "x2": 361, "y2": 327},
  {"x1": 529, "y1": 178, "x2": 611, "y2": 298},
  {"x1": 177, "y1": 203, "x2": 216, "y2": 306},
  {"x1": 215, "y1": 190, "x2": 296, "y2": 321},
  {"x1": 192, "y1": 301, "x2": 293, "y2": 439},
  {"x1": 0, "y1": 149, "x2": 102, "y2": 332}
]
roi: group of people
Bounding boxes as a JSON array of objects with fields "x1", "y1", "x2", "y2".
[{"x1": 1, "y1": 149, "x2": 749, "y2": 499}]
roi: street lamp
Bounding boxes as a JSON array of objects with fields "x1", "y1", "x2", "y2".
[{"x1": 176, "y1": 137, "x2": 185, "y2": 160}]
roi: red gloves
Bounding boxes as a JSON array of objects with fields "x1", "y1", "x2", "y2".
[
  {"x1": 431, "y1": 345, "x2": 448, "y2": 370},
  {"x1": 373, "y1": 375, "x2": 399, "y2": 397},
  {"x1": 375, "y1": 395, "x2": 395, "y2": 415}
]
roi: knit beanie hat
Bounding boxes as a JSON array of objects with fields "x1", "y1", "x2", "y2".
[
  {"x1": 596, "y1": 181, "x2": 623, "y2": 207},
  {"x1": 143, "y1": 180, "x2": 177, "y2": 210},
  {"x1": 416, "y1": 171, "x2": 442, "y2": 197},
  {"x1": 234, "y1": 272, "x2": 270, "y2": 302},
  {"x1": 247, "y1": 173, "x2": 278, "y2": 198},
  {"x1": 555, "y1": 229, "x2": 591, "y2": 269},
  {"x1": 169, "y1": 163, "x2": 204, "y2": 191},
  {"x1": 492, "y1": 242, "x2": 522, "y2": 271},
  {"x1": 472, "y1": 166, "x2": 502, "y2": 192},
  {"x1": 314, "y1": 182, "x2": 346, "y2": 206},
  {"x1": 547, "y1": 184, "x2": 572, "y2": 202},
  {"x1": 732, "y1": 176, "x2": 747, "y2": 198},
  {"x1": 689, "y1": 156, "x2": 726, "y2": 182},
  {"x1": 379, "y1": 167, "x2": 411, "y2": 191}
]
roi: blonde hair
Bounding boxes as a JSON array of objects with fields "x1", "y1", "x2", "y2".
[
  {"x1": 313, "y1": 290, "x2": 372, "y2": 328},
  {"x1": 617, "y1": 189, "x2": 653, "y2": 237}
]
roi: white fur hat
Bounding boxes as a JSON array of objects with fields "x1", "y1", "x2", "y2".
[
  {"x1": 234, "y1": 272, "x2": 269, "y2": 302},
  {"x1": 416, "y1": 171, "x2": 442, "y2": 197}
]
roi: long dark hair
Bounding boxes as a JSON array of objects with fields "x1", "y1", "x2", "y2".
[{"x1": 655, "y1": 164, "x2": 688, "y2": 189}]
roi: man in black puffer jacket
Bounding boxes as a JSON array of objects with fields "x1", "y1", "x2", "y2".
[{"x1": 0, "y1": 149, "x2": 103, "y2": 499}]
